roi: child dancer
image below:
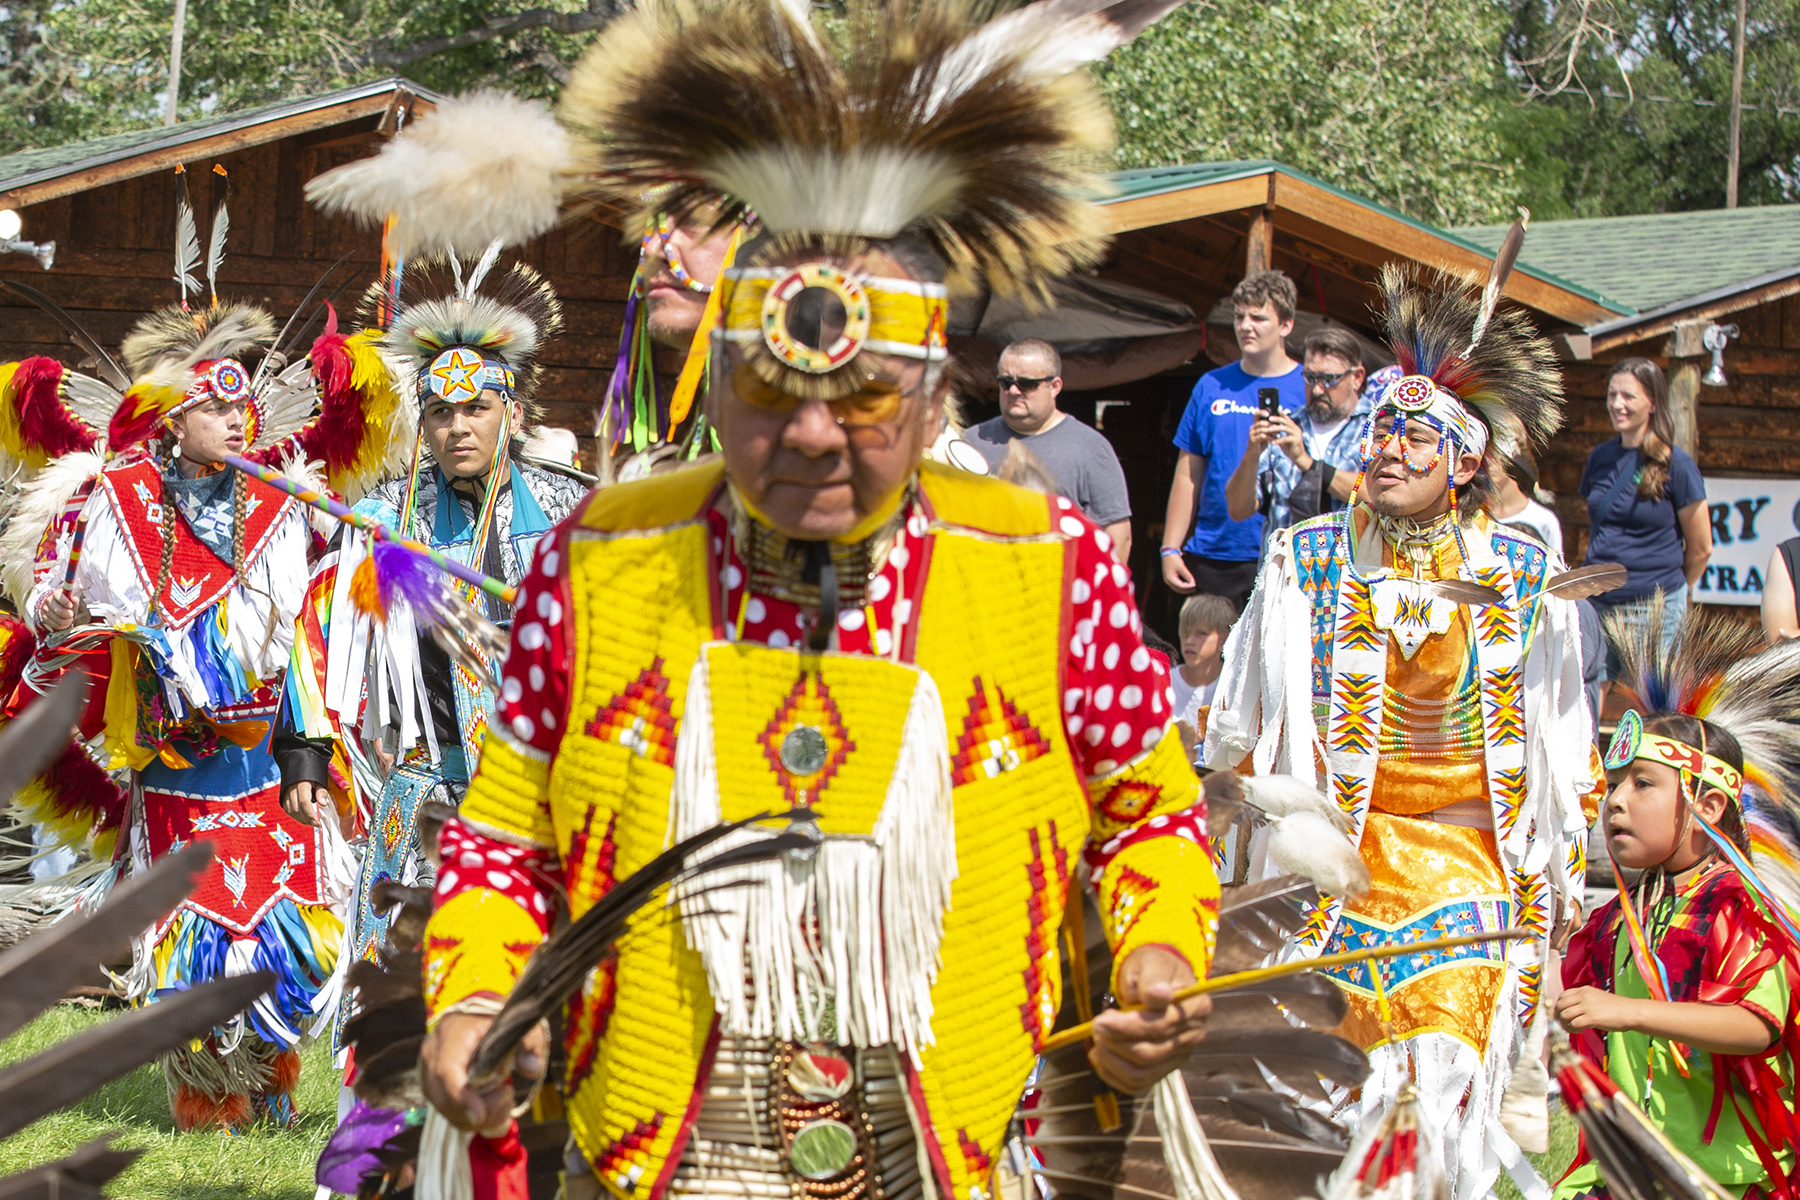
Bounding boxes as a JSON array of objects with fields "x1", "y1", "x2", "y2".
[{"x1": 1555, "y1": 606, "x2": 1800, "y2": 1200}]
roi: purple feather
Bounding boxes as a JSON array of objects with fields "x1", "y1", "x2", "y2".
[{"x1": 372, "y1": 538, "x2": 451, "y2": 615}]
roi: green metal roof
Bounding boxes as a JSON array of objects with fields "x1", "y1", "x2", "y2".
[
  {"x1": 1458, "y1": 206, "x2": 1800, "y2": 317},
  {"x1": 1105, "y1": 161, "x2": 1628, "y2": 316},
  {"x1": 0, "y1": 78, "x2": 435, "y2": 196}
]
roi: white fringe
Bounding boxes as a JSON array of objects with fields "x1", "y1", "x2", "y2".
[
  {"x1": 1154, "y1": 1072, "x2": 1244, "y2": 1200},
  {"x1": 672, "y1": 649, "x2": 956, "y2": 1066},
  {"x1": 416, "y1": 1108, "x2": 475, "y2": 1200}
]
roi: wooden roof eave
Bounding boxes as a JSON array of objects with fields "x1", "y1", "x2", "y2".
[
  {"x1": 1098, "y1": 169, "x2": 1621, "y2": 332},
  {"x1": 0, "y1": 84, "x2": 436, "y2": 210},
  {"x1": 1586, "y1": 266, "x2": 1800, "y2": 354}
]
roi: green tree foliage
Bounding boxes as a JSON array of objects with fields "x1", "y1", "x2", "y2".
[
  {"x1": 1093, "y1": 0, "x2": 1523, "y2": 227},
  {"x1": 0, "y1": 0, "x2": 619, "y2": 157},
  {"x1": 1501, "y1": 0, "x2": 1800, "y2": 216},
  {"x1": 4, "y1": 0, "x2": 1797, "y2": 226}
]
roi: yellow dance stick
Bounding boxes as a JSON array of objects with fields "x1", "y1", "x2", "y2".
[{"x1": 1037, "y1": 927, "x2": 1528, "y2": 1055}]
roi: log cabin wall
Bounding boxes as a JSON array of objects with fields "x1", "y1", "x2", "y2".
[
  {"x1": 0, "y1": 114, "x2": 639, "y2": 470},
  {"x1": 1541, "y1": 291, "x2": 1800, "y2": 567}
]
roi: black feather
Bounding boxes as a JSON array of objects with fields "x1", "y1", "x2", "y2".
[
  {"x1": 0, "y1": 840, "x2": 214, "y2": 1043},
  {"x1": 0, "y1": 973, "x2": 274, "y2": 1139},
  {"x1": 0, "y1": 676, "x2": 91, "y2": 821},
  {"x1": 1212, "y1": 875, "x2": 1321, "y2": 975},
  {"x1": 468, "y1": 811, "x2": 820, "y2": 1086},
  {"x1": 0, "y1": 281, "x2": 132, "y2": 391}
]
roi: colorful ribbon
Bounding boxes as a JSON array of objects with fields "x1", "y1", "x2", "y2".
[{"x1": 221, "y1": 454, "x2": 516, "y2": 605}]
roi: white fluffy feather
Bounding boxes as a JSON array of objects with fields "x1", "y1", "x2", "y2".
[
  {"x1": 305, "y1": 91, "x2": 572, "y2": 258},
  {"x1": 1241, "y1": 774, "x2": 1352, "y2": 833},
  {"x1": 1266, "y1": 811, "x2": 1371, "y2": 900},
  {"x1": 279, "y1": 453, "x2": 337, "y2": 540},
  {"x1": 0, "y1": 451, "x2": 104, "y2": 606},
  {"x1": 929, "y1": 0, "x2": 1190, "y2": 116},
  {"x1": 705, "y1": 147, "x2": 965, "y2": 238}
]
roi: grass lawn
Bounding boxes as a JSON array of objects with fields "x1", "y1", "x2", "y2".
[
  {"x1": 2, "y1": 1001, "x2": 1581, "y2": 1200},
  {"x1": 0, "y1": 1002, "x2": 339, "y2": 1199},
  {"x1": 1503, "y1": 1108, "x2": 1581, "y2": 1200}
]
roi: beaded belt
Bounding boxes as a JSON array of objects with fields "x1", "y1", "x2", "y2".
[{"x1": 670, "y1": 1037, "x2": 924, "y2": 1200}]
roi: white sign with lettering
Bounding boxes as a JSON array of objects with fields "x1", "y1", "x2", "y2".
[{"x1": 1692, "y1": 477, "x2": 1800, "y2": 606}]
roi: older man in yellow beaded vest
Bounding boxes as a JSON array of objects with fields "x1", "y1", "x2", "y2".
[{"x1": 412, "y1": 1, "x2": 1218, "y2": 1197}]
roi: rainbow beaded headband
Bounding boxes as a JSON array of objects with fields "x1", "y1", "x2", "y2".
[
  {"x1": 420, "y1": 347, "x2": 516, "y2": 404},
  {"x1": 719, "y1": 264, "x2": 948, "y2": 374},
  {"x1": 1604, "y1": 709, "x2": 1745, "y2": 800},
  {"x1": 1361, "y1": 373, "x2": 1488, "y2": 460},
  {"x1": 171, "y1": 357, "x2": 265, "y2": 441}
]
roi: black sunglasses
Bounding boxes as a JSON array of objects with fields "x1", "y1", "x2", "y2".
[
  {"x1": 1302, "y1": 368, "x2": 1355, "y2": 388},
  {"x1": 997, "y1": 375, "x2": 1055, "y2": 391}
]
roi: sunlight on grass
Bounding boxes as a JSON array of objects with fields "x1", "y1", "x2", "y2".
[
  {"x1": 1496, "y1": 1108, "x2": 1580, "y2": 1200},
  {"x1": 0, "y1": 1003, "x2": 339, "y2": 1199}
]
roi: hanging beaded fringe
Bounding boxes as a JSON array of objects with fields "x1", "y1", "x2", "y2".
[{"x1": 671, "y1": 649, "x2": 957, "y2": 1065}]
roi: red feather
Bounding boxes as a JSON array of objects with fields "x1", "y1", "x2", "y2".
[
  {"x1": 47, "y1": 741, "x2": 128, "y2": 841},
  {"x1": 10, "y1": 358, "x2": 98, "y2": 461},
  {"x1": 298, "y1": 304, "x2": 371, "y2": 479},
  {"x1": 0, "y1": 615, "x2": 36, "y2": 708}
]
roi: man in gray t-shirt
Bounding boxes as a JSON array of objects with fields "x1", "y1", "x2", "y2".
[{"x1": 965, "y1": 338, "x2": 1133, "y2": 561}]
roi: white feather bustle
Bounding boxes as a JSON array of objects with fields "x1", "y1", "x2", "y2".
[
  {"x1": 0, "y1": 450, "x2": 105, "y2": 607},
  {"x1": 305, "y1": 91, "x2": 572, "y2": 259}
]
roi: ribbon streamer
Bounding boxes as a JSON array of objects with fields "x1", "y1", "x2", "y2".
[{"x1": 221, "y1": 454, "x2": 516, "y2": 604}]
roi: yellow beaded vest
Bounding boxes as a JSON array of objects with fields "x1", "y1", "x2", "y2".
[{"x1": 448, "y1": 458, "x2": 1215, "y2": 1200}]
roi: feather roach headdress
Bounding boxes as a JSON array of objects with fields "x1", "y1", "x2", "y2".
[
  {"x1": 1364, "y1": 215, "x2": 1563, "y2": 467},
  {"x1": 559, "y1": 0, "x2": 1187, "y2": 400},
  {"x1": 1603, "y1": 603, "x2": 1800, "y2": 940},
  {"x1": 379, "y1": 257, "x2": 563, "y2": 423}
]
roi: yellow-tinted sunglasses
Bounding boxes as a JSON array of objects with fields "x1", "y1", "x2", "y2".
[{"x1": 731, "y1": 363, "x2": 906, "y2": 427}]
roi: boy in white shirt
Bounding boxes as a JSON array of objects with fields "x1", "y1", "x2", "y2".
[{"x1": 1172, "y1": 592, "x2": 1235, "y2": 764}]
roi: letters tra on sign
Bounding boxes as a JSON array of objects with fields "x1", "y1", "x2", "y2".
[{"x1": 1693, "y1": 477, "x2": 1800, "y2": 606}]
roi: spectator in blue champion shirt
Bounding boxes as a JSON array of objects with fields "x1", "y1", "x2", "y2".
[
  {"x1": 1159, "y1": 270, "x2": 1305, "y2": 610},
  {"x1": 1223, "y1": 327, "x2": 1398, "y2": 536}
]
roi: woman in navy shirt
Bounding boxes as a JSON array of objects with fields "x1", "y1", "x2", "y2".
[{"x1": 1579, "y1": 357, "x2": 1712, "y2": 674}]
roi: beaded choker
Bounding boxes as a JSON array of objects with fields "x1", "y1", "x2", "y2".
[{"x1": 732, "y1": 491, "x2": 909, "y2": 612}]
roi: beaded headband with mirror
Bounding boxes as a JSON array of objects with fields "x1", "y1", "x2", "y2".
[{"x1": 717, "y1": 260, "x2": 948, "y2": 402}]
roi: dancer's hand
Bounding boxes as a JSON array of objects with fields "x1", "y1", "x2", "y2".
[
  {"x1": 40, "y1": 587, "x2": 77, "y2": 632},
  {"x1": 1088, "y1": 945, "x2": 1210, "y2": 1094},
  {"x1": 421, "y1": 1011, "x2": 548, "y2": 1136},
  {"x1": 1555, "y1": 985, "x2": 1633, "y2": 1033},
  {"x1": 280, "y1": 781, "x2": 327, "y2": 827}
]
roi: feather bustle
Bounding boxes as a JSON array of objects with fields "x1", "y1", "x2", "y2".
[
  {"x1": 558, "y1": 0, "x2": 1119, "y2": 298},
  {"x1": 1377, "y1": 262, "x2": 1563, "y2": 456}
]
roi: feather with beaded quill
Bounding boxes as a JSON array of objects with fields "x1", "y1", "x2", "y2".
[
  {"x1": 1377, "y1": 262, "x2": 1563, "y2": 457},
  {"x1": 173, "y1": 165, "x2": 201, "y2": 308},
  {"x1": 558, "y1": 0, "x2": 1186, "y2": 300},
  {"x1": 205, "y1": 165, "x2": 230, "y2": 307}
]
